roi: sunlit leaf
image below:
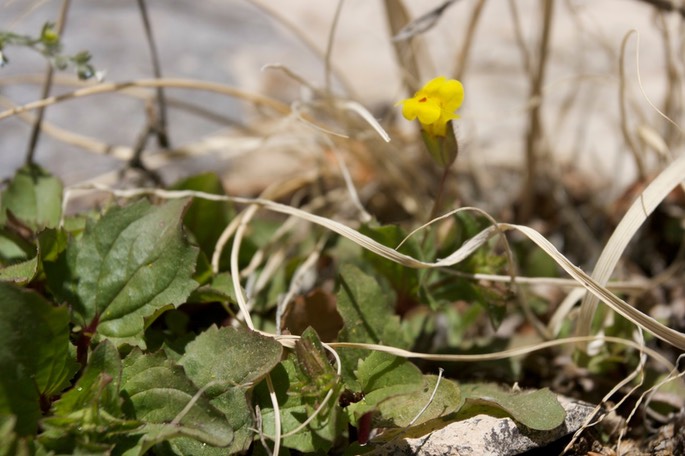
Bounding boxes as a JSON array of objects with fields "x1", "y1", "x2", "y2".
[
  {"x1": 121, "y1": 350, "x2": 233, "y2": 451},
  {"x1": 180, "y1": 325, "x2": 283, "y2": 396},
  {"x1": 46, "y1": 198, "x2": 199, "y2": 347},
  {"x1": 0, "y1": 164, "x2": 62, "y2": 231},
  {"x1": 461, "y1": 383, "x2": 566, "y2": 431},
  {"x1": 346, "y1": 351, "x2": 423, "y2": 425}
]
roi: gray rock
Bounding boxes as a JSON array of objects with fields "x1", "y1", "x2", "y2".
[{"x1": 374, "y1": 396, "x2": 596, "y2": 456}]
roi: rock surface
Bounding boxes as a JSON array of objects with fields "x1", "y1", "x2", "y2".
[{"x1": 375, "y1": 396, "x2": 595, "y2": 456}]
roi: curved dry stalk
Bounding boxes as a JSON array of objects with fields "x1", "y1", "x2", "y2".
[
  {"x1": 230, "y1": 204, "x2": 259, "y2": 330},
  {"x1": 576, "y1": 151, "x2": 685, "y2": 348},
  {"x1": 632, "y1": 30, "x2": 685, "y2": 138},
  {"x1": 563, "y1": 333, "x2": 647, "y2": 455},
  {"x1": 64, "y1": 183, "x2": 685, "y2": 351},
  {"x1": 265, "y1": 374, "x2": 281, "y2": 456},
  {"x1": 618, "y1": 30, "x2": 647, "y2": 180},
  {"x1": 330, "y1": 335, "x2": 672, "y2": 369},
  {"x1": 0, "y1": 78, "x2": 291, "y2": 122}
]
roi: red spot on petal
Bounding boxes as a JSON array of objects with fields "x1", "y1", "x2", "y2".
[{"x1": 419, "y1": 97, "x2": 427, "y2": 103}]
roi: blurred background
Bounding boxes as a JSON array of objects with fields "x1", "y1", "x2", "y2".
[{"x1": 0, "y1": 0, "x2": 680, "y2": 198}]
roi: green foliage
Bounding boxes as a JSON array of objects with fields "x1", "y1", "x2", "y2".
[
  {"x1": 0, "y1": 23, "x2": 95, "y2": 78},
  {"x1": 347, "y1": 351, "x2": 462, "y2": 428},
  {"x1": 0, "y1": 167, "x2": 571, "y2": 453},
  {"x1": 0, "y1": 164, "x2": 62, "y2": 231},
  {"x1": 254, "y1": 328, "x2": 346, "y2": 453},
  {"x1": 179, "y1": 325, "x2": 283, "y2": 395},
  {"x1": 460, "y1": 383, "x2": 566, "y2": 431},
  {"x1": 360, "y1": 224, "x2": 423, "y2": 300},
  {"x1": 336, "y1": 263, "x2": 412, "y2": 389},
  {"x1": 120, "y1": 349, "x2": 234, "y2": 453},
  {"x1": 40, "y1": 342, "x2": 140, "y2": 454},
  {"x1": 171, "y1": 173, "x2": 235, "y2": 271},
  {"x1": 0, "y1": 283, "x2": 78, "y2": 436},
  {"x1": 46, "y1": 198, "x2": 199, "y2": 347}
]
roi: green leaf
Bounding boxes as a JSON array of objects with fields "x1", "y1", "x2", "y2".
[
  {"x1": 53, "y1": 341, "x2": 123, "y2": 417},
  {"x1": 41, "y1": 342, "x2": 141, "y2": 452},
  {"x1": 359, "y1": 224, "x2": 422, "y2": 298},
  {"x1": 171, "y1": 173, "x2": 234, "y2": 268},
  {"x1": 0, "y1": 228, "x2": 67, "y2": 285},
  {"x1": 156, "y1": 385, "x2": 255, "y2": 456},
  {"x1": 0, "y1": 257, "x2": 37, "y2": 284},
  {"x1": 187, "y1": 272, "x2": 238, "y2": 305},
  {"x1": 461, "y1": 384, "x2": 566, "y2": 431},
  {"x1": 292, "y1": 327, "x2": 339, "y2": 398},
  {"x1": 180, "y1": 325, "x2": 283, "y2": 396},
  {"x1": 336, "y1": 264, "x2": 410, "y2": 388},
  {"x1": 0, "y1": 229, "x2": 34, "y2": 263},
  {"x1": 47, "y1": 198, "x2": 199, "y2": 347},
  {"x1": 120, "y1": 350, "x2": 233, "y2": 451},
  {"x1": 254, "y1": 359, "x2": 346, "y2": 453},
  {"x1": 0, "y1": 164, "x2": 62, "y2": 231},
  {"x1": 175, "y1": 326, "x2": 283, "y2": 455},
  {"x1": 36, "y1": 227, "x2": 68, "y2": 263},
  {"x1": 346, "y1": 351, "x2": 423, "y2": 425},
  {"x1": 337, "y1": 264, "x2": 408, "y2": 348},
  {"x1": 376, "y1": 374, "x2": 462, "y2": 427},
  {"x1": 0, "y1": 282, "x2": 77, "y2": 435}
]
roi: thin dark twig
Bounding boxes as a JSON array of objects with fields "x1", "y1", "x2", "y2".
[
  {"x1": 452, "y1": 0, "x2": 487, "y2": 80},
  {"x1": 24, "y1": 0, "x2": 71, "y2": 165},
  {"x1": 508, "y1": 0, "x2": 533, "y2": 77},
  {"x1": 519, "y1": 0, "x2": 554, "y2": 222},
  {"x1": 137, "y1": 0, "x2": 170, "y2": 149}
]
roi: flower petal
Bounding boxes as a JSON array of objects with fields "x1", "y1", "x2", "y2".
[
  {"x1": 422, "y1": 76, "x2": 447, "y2": 97},
  {"x1": 415, "y1": 99, "x2": 441, "y2": 124},
  {"x1": 401, "y1": 98, "x2": 421, "y2": 121},
  {"x1": 440, "y1": 79, "x2": 464, "y2": 111}
]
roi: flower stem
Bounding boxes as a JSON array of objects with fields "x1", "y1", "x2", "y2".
[
  {"x1": 421, "y1": 165, "x2": 451, "y2": 248},
  {"x1": 429, "y1": 165, "x2": 451, "y2": 223}
]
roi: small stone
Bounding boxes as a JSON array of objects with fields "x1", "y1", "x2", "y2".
[{"x1": 374, "y1": 395, "x2": 596, "y2": 456}]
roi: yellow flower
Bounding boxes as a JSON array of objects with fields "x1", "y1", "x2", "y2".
[{"x1": 398, "y1": 76, "x2": 464, "y2": 137}]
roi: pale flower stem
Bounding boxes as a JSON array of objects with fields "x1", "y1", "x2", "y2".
[{"x1": 421, "y1": 165, "x2": 451, "y2": 249}]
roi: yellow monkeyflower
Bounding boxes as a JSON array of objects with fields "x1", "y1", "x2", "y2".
[{"x1": 398, "y1": 76, "x2": 464, "y2": 137}]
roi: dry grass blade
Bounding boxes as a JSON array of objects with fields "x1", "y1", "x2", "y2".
[
  {"x1": 575, "y1": 152, "x2": 685, "y2": 348},
  {"x1": 0, "y1": 78, "x2": 291, "y2": 121},
  {"x1": 326, "y1": 336, "x2": 674, "y2": 371},
  {"x1": 618, "y1": 30, "x2": 647, "y2": 180},
  {"x1": 384, "y1": 0, "x2": 422, "y2": 93},
  {"x1": 391, "y1": 0, "x2": 458, "y2": 42},
  {"x1": 64, "y1": 184, "x2": 685, "y2": 351}
]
